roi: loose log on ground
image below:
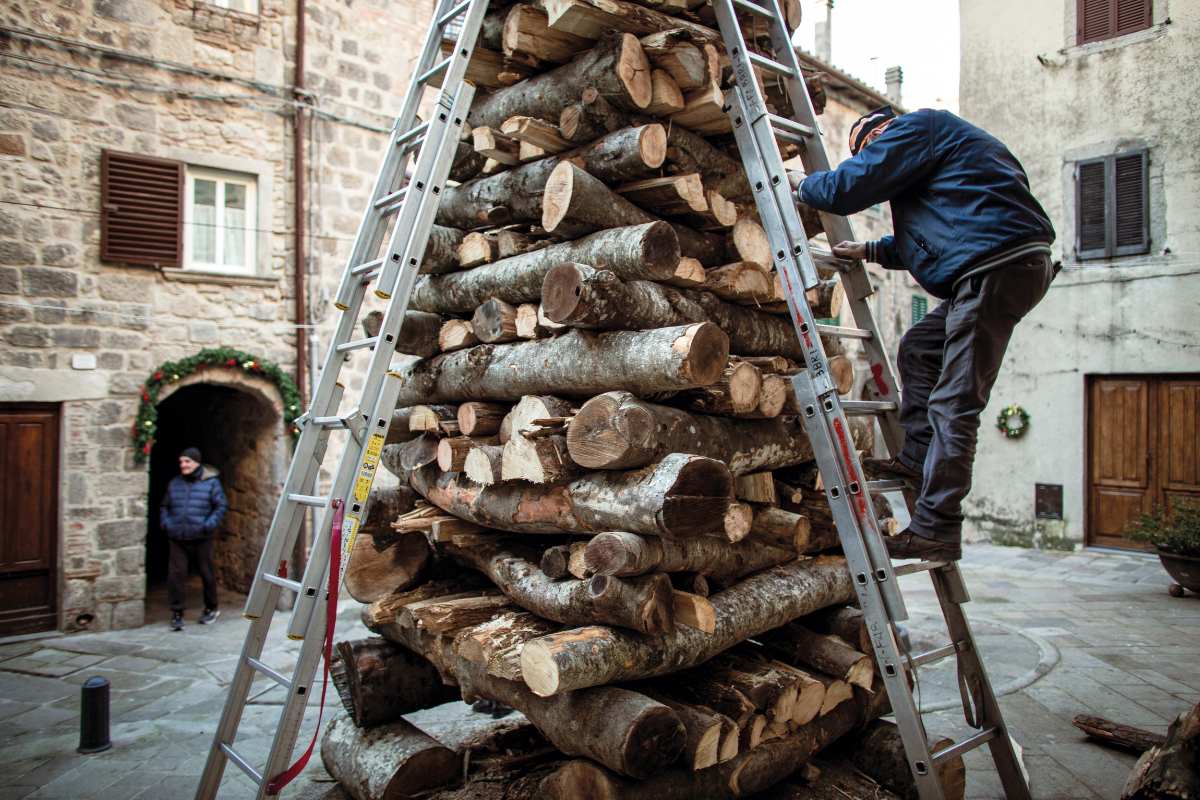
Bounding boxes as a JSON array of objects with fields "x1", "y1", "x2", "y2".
[
  {"x1": 391, "y1": 323, "x2": 729, "y2": 405},
  {"x1": 468, "y1": 33, "x2": 653, "y2": 129},
  {"x1": 330, "y1": 638, "x2": 460, "y2": 728},
  {"x1": 411, "y1": 452, "x2": 732, "y2": 539},
  {"x1": 583, "y1": 531, "x2": 793, "y2": 583},
  {"x1": 759, "y1": 623, "x2": 874, "y2": 691},
  {"x1": 1072, "y1": 714, "x2": 1167, "y2": 754},
  {"x1": 520, "y1": 556, "x2": 855, "y2": 695},
  {"x1": 321, "y1": 715, "x2": 460, "y2": 800},
  {"x1": 410, "y1": 221, "x2": 679, "y2": 314}
]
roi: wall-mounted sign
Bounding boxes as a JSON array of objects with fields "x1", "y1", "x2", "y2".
[{"x1": 1035, "y1": 483, "x2": 1063, "y2": 520}]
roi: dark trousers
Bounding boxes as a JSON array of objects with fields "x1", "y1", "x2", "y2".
[
  {"x1": 167, "y1": 538, "x2": 218, "y2": 613},
  {"x1": 896, "y1": 253, "x2": 1055, "y2": 542}
]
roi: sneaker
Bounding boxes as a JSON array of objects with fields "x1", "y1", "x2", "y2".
[
  {"x1": 198, "y1": 608, "x2": 221, "y2": 625},
  {"x1": 170, "y1": 612, "x2": 184, "y2": 632}
]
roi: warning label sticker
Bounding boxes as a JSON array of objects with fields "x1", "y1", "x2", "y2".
[{"x1": 353, "y1": 432, "x2": 386, "y2": 503}]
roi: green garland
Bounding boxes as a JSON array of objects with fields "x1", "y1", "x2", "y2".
[
  {"x1": 995, "y1": 403, "x2": 1030, "y2": 439},
  {"x1": 132, "y1": 347, "x2": 302, "y2": 464}
]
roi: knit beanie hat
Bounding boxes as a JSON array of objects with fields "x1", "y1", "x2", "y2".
[
  {"x1": 849, "y1": 105, "x2": 897, "y2": 155},
  {"x1": 180, "y1": 447, "x2": 202, "y2": 463}
]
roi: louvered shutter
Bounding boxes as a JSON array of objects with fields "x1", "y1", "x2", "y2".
[
  {"x1": 1076, "y1": 159, "x2": 1108, "y2": 259},
  {"x1": 101, "y1": 150, "x2": 184, "y2": 267},
  {"x1": 1114, "y1": 0, "x2": 1152, "y2": 36},
  {"x1": 1113, "y1": 152, "x2": 1148, "y2": 256},
  {"x1": 1078, "y1": 0, "x2": 1113, "y2": 43}
]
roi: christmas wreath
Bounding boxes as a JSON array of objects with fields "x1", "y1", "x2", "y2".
[
  {"x1": 132, "y1": 347, "x2": 302, "y2": 464},
  {"x1": 995, "y1": 403, "x2": 1030, "y2": 439}
]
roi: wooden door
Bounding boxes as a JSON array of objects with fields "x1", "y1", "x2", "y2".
[
  {"x1": 0, "y1": 405, "x2": 59, "y2": 635},
  {"x1": 1087, "y1": 376, "x2": 1200, "y2": 549}
]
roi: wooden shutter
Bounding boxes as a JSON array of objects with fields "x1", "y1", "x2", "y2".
[
  {"x1": 1113, "y1": 152, "x2": 1148, "y2": 255},
  {"x1": 1114, "y1": 0, "x2": 1152, "y2": 36},
  {"x1": 1078, "y1": 0, "x2": 1150, "y2": 44},
  {"x1": 1076, "y1": 159, "x2": 1107, "y2": 259},
  {"x1": 101, "y1": 150, "x2": 184, "y2": 268}
]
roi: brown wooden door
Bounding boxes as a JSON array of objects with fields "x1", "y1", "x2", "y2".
[
  {"x1": 0, "y1": 405, "x2": 59, "y2": 635},
  {"x1": 1088, "y1": 376, "x2": 1200, "y2": 549}
]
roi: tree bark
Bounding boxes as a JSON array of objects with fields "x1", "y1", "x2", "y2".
[
  {"x1": 456, "y1": 610, "x2": 559, "y2": 682},
  {"x1": 390, "y1": 324, "x2": 729, "y2": 405},
  {"x1": 1073, "y1": 714, "x2": 1167, "y2": 755},
  {"x1": 458, "y1": 401, "x2": 509, "y2": 437},
  {"x1": 451, "y1": 140, "x2": 486, "y2": 183},
  {"x1": 842, "y1": 720, "x2": 967, "y2": 800},
  {"x1": 520, "y1": 556, "x2": 855, "y2": 695},
  {"x1": 410, "y1": 222, "x2": 679, "y2": 314},
  {"x1": 464, "y1": 443, "x2": 505, "y2": 485},
  {"x1": 563, "y1": 124, "x2": 666, "y2": 183},
  {"x1": 411, "y1": 453, "x2": 731, "y2": 538},
  {"x1": 468, "y1": 33, "x2": 653, "y2": 129},
  {"x1": 320, "y1": 715, "x2": 460, "y2": 800},
  {"x1": 584, "y1": 531, "x2": 793, "y2": 583},
  {"x1": 758, "y1": 623, "x2": 875, "y2": 691},
  {"x1": 502, "y1": 432, "x2": 581, "y2": 484},
  {"x1": 472, "y1": 298, "x2": 521, "y2": 344},
  {"x1": 439, "y1": 319, "x2": 479, "y2": 352},
  {"x1": 541, "y1": 263, "x2": 809, "y2": 360},
  {"x1": 444, "y1": 535, "x2": 674, "y2": 634},
  {"x1": 665, "y1": 125, "x2": 752, "y2": 200},
  {"x1": 330, "y1": 638, "x2": 460, "y2": 728},
  {"x1": 559, "y1": 86, "x2": 629, "y2": 143},
  {"x1": 436, "y1": 157, "x2": 561, "y2": 231},
  {"x1": 667, "y1": 361, "x2": 761, "y2": 416},
  {"x1": 1122, "y1": 702, "x2": 1200, "y2": 800},
  {"x1": 422, "y1": 225, "x2": 466, "y2": 274},
  {"x1": 364, "y1": 310, "x2": 445, "y2": 360},
  {"x1": 568, "y1": 391, "x2": 872, "y2": 475},
  {"x1": 803, "y1": 605, "x2": 871, "y2": 654}
]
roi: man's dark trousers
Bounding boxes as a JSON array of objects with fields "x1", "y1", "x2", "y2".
[
  {"x1": 167, "y1": 538, "x2": 218, "y2": 613},
  {"x1": 896, "y1": 253, "x2": 1055, "y2": 543}
]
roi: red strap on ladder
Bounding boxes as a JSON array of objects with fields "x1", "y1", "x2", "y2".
[{"x1": 265, "y1": 499, "x2": 343, "y2": 796}]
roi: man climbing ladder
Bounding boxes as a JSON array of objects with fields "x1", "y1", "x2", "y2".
[{"x1": 791, "y1": 105, "x2": 1057, "y2": 562}]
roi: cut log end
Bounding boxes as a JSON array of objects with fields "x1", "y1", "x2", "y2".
[{"x1": 617, "y1": 32, "x2": 654, "y2": 109}]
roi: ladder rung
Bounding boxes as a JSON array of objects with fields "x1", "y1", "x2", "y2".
[
  {"x1": 437, "y1": 0, "x2": 471, "y2": 26},
  {"x1": 731, "y1": 0, "x2": 774, "y2": 17},
  {"x1": 336, "y1": 336, "x2": 380, "y2": 353},
  {"x1": 893, "y1": 559, "x2": 951, "y2": 576},
  {"x1": 908, "y1": 642, "x2": 960, "y2": 668},
  {"x1": 351, "y1": 258, "x2": 384, "y2": 276},
  {"x1": 842, "y1": 400, "x2": 897, "y2": 415},
  {"x1": 374, "y1": 187, "x2": 408, "y2": 210},
  {"x1": 748, "y1": 51, "x2": 795, "y2": 79},
  {"x1": 287, "y1": 493, "x2": 328, "y2": 508},
  {"x1": 867, "y1": 479, "x2": 908, "y2": 493},
  {"x1": 262, "y1": 573, "x2": 302, "y2": 593},
  {"x1": 247, "y1": 656, "x2": 293, "y2": 690},
  {"x1": 312, "y1": 415, "x2": 350, "y2": 429},
  {"x1": 816, "y1": 324, "x2": 873, "y2": 340},
  {"x1": 768, "y1": 113, "x2": 816, "y2": 143},
  {"x1": 219, "y1": 743, "x2": 263, "y2": 785},
  {"x1": 396, "y1": 121, "x2": 430, "y2": 146},
  {"x1": 418, "y1": 56, "x2": 452, "y2": 85},
  {"x1": 933, "y1": 727, "x2": 998, "y2": 765}
]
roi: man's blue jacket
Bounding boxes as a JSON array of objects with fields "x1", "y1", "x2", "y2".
[
  {"x1": 799, "y1": 109, "x2": 1054, "y2": 299},
  {"x1": 160, "y1": 466, "x2": 228, "y2": 541}
]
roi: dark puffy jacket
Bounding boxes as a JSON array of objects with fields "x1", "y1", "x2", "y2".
[
  {"x1": 799, "y1": 109, "x2": 1054, "y2": 299},
  {"x1": 160, "y1": 466, "x2": 228, "y2": 541}
]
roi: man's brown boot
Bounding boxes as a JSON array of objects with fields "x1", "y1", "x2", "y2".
[
  {"x1": 885, "y1": 531, "x2": 961, "y2": 561},
  {"x1": 862, "y1": 457, "x2": 921, "y2": 485}
]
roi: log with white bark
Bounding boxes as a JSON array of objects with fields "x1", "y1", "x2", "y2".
[
  {"x1": 759, "y1": 623, "x2": 875, "y2": 691},
  {"x1": 420, "y1": 225, "x2": 465, "y2": 274},
  {"x1": 474, "y1": 125, "x2": 522, "y2": 165},
  {"x1": 411, "y1": 452, "x2": 732, "y2": 539},
  {"x1": 362, "y1": 310, "x2": 443, "y2": 360},
  {"x1": 804, "y1": 605, "x2": 871, "y2": 654},
  {"x1": 583, "y1": 531, "x2": 793, "y2": 584},
  {"x1": 749, "y1": 507, "x2": 837, "y2": 555},
  {"x1": 568, "y1": 391, "x2": 871, "y2": 474},
  {"x1": 457, "y1": 401, "x2": 509, "y2": 437},
  {"x1": 668, "y1": 361, "x2": 762, "y2": 416},
  {"x1": 455, "y1": 609, "x2": 559, "y2": 682},
  {"x1": 390, "y1": 323, "x2": 729, "y2": 405},
  {"x1": 443, "y1": 535, "x2": 674, "y2": 634},
  {"x1": 330, "y1": 638, "x2": 460, "y2": 728},
  {"x1": 409, "y1": 221, "x2": 679, "y2": 314},
  {"x1": 468, "y1": 33, "x2": 653, "y2": 129},
  {"x1": 464, "y1": 443, "x2": 505, "y2": 486},
  {"x1": 562, "y1": 124, "x2": 666, "y2": 183},
  {"x1": 520, "y1": 556, "x2": 855, "y2": 695},
  {"x1": 436, "y1": 156, "x2": 561, "y2": 231},
  {"x1": 436, "y1": 435, "x2": 499, "y2": 473},
  {"x1": 321, "y1": 715, "x2": 460, "y2": 800},
  {"x1": 503, "y1": 432, "x2": 581, "y2": 484}
]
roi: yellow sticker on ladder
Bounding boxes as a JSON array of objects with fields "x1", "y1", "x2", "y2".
[
  {"x1": 341, "y1": 516, "x2": 359, "y2": 560},
  {"x1": 354, "y1": 432, "x2": 386, "y2": 503}
]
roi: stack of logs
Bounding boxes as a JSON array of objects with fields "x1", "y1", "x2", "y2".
[{"x1": 319, "y1": 1, "x2": 959, "y2": 797}]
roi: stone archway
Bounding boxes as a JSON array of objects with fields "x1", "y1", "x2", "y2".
[{"x1": 147, "y1": 368, "x2": 288, "y2": 598}]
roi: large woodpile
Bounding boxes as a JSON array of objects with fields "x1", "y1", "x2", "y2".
[{"x1": 321, "y1": 3, "x2": 963, "y2": 798}]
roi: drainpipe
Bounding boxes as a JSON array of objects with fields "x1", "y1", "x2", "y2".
[{"x1": 293, "y1": 0, "x2": 308, "y2": 404}]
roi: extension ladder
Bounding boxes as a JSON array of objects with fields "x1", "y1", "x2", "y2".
[
  {"x1": 194, "y1": 0, "x2": 491, "y2": 795},
  {"x1": 709, "y1": 0, "x2": 1032, "y2": 797}
]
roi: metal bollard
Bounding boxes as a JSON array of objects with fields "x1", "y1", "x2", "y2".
[{"x1": 77, "y1": 676, "x2": 112, "y2": 754}]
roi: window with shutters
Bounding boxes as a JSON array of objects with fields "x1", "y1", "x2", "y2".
[
  {"x1": 1077, "y1": 0, "x2": 1152, "y2": 45},
  {"x1": 184, "y1": 167, "x2": 258, "y2": 275},
  {"x1": 1075, "y1": 150, "x2": 1149, "y2": 261},
  {"x1": 101, "y1": 150, "x2": 184, "y2": 268}
]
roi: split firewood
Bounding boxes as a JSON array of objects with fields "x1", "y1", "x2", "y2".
[
  {"x1": 514, "y1": 303, "x2": 546, "y2": 338},
  {"x1": 381, "y1": 433, "x2": 442, "y2": 480},
  {"x1": 438, "y1": 318, "x2": 479, "y2": 352},
  {"x1": 501, "y1": 115, "x2": 572, "y2": 153},
  {"x1": 639, "y1": 691, "x2": 728, "y2": 771},
  {"x1": 736, "y1": 472, "x2": 777, "y2": 504},
  {"x1": 670, "y1": 572, "x2": 709, "y2": 597},
  {"x1": 667, "y1": 126, "x2": 753, "y2": 201},
  {"x1": 474, "y1": 125, "x2": 522, "y2": 165},
  {"x1": 502, "y1": 4, "x2": 591, "y2": 65},
  {"x1": 320, "y1": 715, "x2": 460, "y2": 800},
  {"x1": 468, "y1": 33, "x2": 653, "y2": 129},
  {"x1": 726, "y1": 217, "x2": 771, "y2": 264},
  {"x1": 672, "y1": 590, "x2": 716, "y2": 633},
  {"x1": 330, "y1": 638, "x2": 460, "y2": 728},
  {"x1": 814, "y1": 675, "x2": 854, "y2": 716},
  {"x1": 670, "y1": 82, "x2": 730, "y2": 135},
  {"x1": 759, "y1": 623, "x2": 875, "y2": 691},
  {"x1": 503, "y1": 432, "x2": 580, "y2": 484},
  {"x1": 410, "y1": 221, "x2": 680, "y2": 314},
  {"x1": 640, "y1": 29, "x2": 714, "y2": 91},
  {"x1": 704, "y1": 261, "x2": 775, "y2": 304},
  {"x1": 464, "y1": 443, "x2": 505, "y2": 485},
  {"x1": 411, "y1": 452, "x2": 732, "y2": 539},
  {"x1": 520, "y1": 556, "x2": 855, "y2": 696},
  {"x1": 391, "y1": 324, "x2": 730, "y2": 405},
  {"x1": 645, "y1": 68, "x2": 685, "y2": 115}
]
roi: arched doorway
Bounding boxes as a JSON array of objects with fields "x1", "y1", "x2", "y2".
[{"x1": 146, "y1": 368, "x2": 288, "y2": 610}]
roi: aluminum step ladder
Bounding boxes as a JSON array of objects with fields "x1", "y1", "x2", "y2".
[
  {"x1": 193, "y1": 0, "x2": 490, "y2": 795},
  {"x1": 710, "y1": 1, "x2": 1032, "y2": 797}
]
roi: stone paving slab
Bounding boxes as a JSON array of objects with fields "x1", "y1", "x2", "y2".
[{"x1": 0, "y1": 546, "x2": 1195, "y2": 799}]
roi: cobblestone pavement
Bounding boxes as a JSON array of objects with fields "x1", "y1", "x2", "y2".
[{"x1": 0, "y1": 544, "x2": 1195, "y2": 799}]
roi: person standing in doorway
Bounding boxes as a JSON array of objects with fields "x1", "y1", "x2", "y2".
[{"x1": 159, "y1": 447, "x2": 227, "y2": 630}]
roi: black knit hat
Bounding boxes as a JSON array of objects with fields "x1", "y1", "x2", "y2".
[
  {"x1": 180, "y1": 447, "x2": 202, "y2": 462},
  {"x1": 849, "y1": 105, "x2": 897, "y2": 155}
]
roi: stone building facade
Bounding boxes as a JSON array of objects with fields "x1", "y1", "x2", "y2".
[
  {"x1": 959, "y1": 0, "x2": 1200, "y2": 548},
  {"x1": 0, "y1": 0, "x2": 431, "y2": 633}
]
